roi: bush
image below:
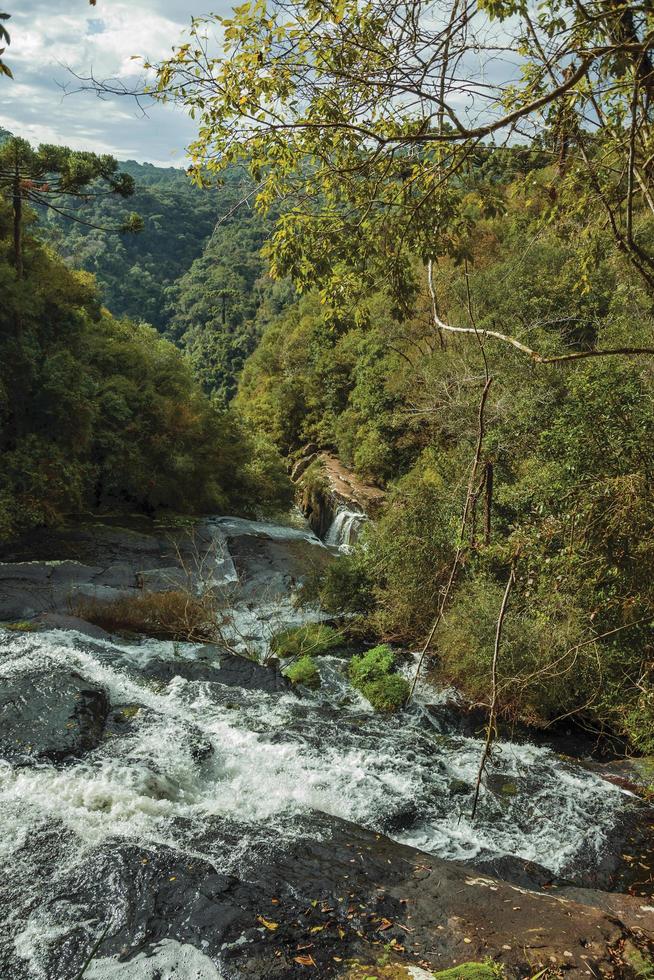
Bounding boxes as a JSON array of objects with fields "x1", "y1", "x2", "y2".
[
  {"x1": 271, "y1": 622, "x2": 342, "y2": 659},
  {"x1": 285, "y1": 654, "x2": 321, "y2": 688},
  {"x1": 349, "y1": 644, "x2": 409, "y2": 712},
  {"x1": 313, "y1": 554, "x2": 375, "y2": 617},
  {"x1": 73, "y1": 590, "x2": 218, "y2": 642}
]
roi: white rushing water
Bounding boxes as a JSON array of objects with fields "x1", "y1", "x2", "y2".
[
  {"x1": 0, "y1": 516, "x2": 636, "y2": 978},
  {"x1": 324, "y1": 508, "x2": 368, "y2": 552}
]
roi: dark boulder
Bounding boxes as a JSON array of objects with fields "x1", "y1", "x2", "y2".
[
  {"x1": 33, "y1": 612, "x2": 114, "y2": 640},
  {"x1": 0, "y1": 668, "x2": 110, "y2": 764},
  {"x1": 141, "y1": 651, "x2": 291, "y2": 694}
]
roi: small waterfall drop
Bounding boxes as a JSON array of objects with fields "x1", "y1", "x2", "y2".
[{"x1": 324, "y1": 507, "x2": 367, "y2": 552}]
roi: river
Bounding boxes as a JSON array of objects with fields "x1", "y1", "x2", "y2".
[{"x1": 0, "y1": 513, "x2": 651, "y2": 978}]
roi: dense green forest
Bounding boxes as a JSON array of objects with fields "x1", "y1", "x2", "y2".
[
  {"x1": 5, "y1": 0, "x2": 654, "y2": 755},
  {"x1": 0, "y1": 138, "x2": 290, "y2": 541},
  {"x1": 136, "y1": 0, "x2": 654, "y2": 753},
  {"x1": 0, "y1": 127, "x2": 286, "y2": 404}
]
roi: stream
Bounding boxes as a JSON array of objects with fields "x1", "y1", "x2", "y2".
[{"x1": 0, "y1": 512, "x2": 651, "y2": 979}]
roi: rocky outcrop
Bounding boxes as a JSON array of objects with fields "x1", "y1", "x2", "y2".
[
  {"x1": 0, "y1": 518, "x2": 220, "y2": 622},
  {"x1": 0, "y1": 668, "x2": 110, "y2": 764},
  {"x1": 295, "y1": 450, "x2": 386, "y2": 540},
  {"x1": 5, "y1": 814, "x2": 652, "y2": 980}
]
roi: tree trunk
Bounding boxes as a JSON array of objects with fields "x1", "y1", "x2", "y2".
[{"x1": 13, "y1": 168, "x2": 23, "y2": 278}]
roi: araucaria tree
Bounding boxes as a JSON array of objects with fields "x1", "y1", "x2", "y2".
[{"x1": 0, "y1": 137, "x2": 140, "y2": 277}]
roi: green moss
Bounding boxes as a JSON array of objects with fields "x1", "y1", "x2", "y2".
[
  {"x1": 625, "y1": 948, "x2": 654, "y2": 980},
  {"x1": 115, "y1": 705, "x2": 141, "y2": 722},
  {"x1": 432, "y1": 962, "x2": 504, "y2": 980},
  {"x1": 271, "y1": 622, "x2": 341, "y2": 659},
  {"x1": 349, "y1": 644, "x2": 410, "y2": 712},
  {"x1": 285, "y1": 654, "x2": 321, "y2": 689},
  {"x1": 3, "y1": 620, "x2": 41, "y2": 632}
]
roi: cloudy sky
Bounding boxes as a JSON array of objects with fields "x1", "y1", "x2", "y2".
[{"x1": 1, "y1": 0, "x2": 230, "y2": 166}]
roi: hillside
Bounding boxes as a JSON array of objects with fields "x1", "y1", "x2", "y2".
[{"x1": 35, "y1": 152, "x2": 287, "y2": 401}]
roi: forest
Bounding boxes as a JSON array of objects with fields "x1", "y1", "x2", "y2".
[{"x1": 2, "y1": 2, "x2": 654, "y2": 977}]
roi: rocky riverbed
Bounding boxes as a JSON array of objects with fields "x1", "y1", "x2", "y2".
[{"x1": 0, "y1": 516, "x2": 653, "y2": 978}]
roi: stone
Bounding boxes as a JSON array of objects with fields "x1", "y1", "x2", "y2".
[
  {"x1": 0, "y1": 668, "x2": 110, "y2": 764},
  {"x1": 141, "y1": 651, "x2": 291, "y2": 694}
]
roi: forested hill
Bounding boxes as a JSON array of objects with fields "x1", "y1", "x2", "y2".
[{"x1": 37, "y1": 152, "x2": 286, "y2": 402}]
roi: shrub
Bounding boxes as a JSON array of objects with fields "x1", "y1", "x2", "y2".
[
  {"x1": 73, "y1": 590, "x2": 218, "y2": 642},
  {"x1": 285, "y1": 654, "x2": 320, "y2": 688},
  {"x1": 271, "y1": 622, "x2": 341, "y2": 659},
  {"x1": 313, "y1": 554, "x2": 375, "y2": 617},
  {"x1": 349, "y1": 644, "x2": 409, "y2": 712}
]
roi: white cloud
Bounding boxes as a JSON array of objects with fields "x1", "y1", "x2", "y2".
[{"x1": 0, "y1": 0, "x2": 229, "y2": 164}]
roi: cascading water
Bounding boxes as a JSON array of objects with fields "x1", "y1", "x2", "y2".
[
  {"x1": 324, "y1": 507, "x2": 367, "y2": 552},
  {"x1": 0, "y1": 515, "x2": 646, "y2": 978}
]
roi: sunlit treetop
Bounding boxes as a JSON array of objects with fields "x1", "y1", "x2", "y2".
[{"x1": 90, "y1": 1, "x2": 654, "y2": 310}]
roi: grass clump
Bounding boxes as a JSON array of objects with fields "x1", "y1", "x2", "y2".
[
  {"x1": 73, "y1": 590, "x2": 218, "y2": 642},
  {"x1": 271, "y1": 622, "x2": 341, "y2": 659},
  {"x1": 3, "y1": 620, "x2": 41, "y2": 632},
  {"x1": 348, "y1": 644, "x2": 409, "y2": 712},
  {"x1": 285, "y1": 654, "x2": 321, "y2": 689}
]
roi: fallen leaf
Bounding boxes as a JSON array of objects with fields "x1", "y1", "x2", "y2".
[
  {"x1": 257, "y1": 916, "x2": 279, "y2": 931},
  {"x1": 293, "y1": 954, "x2": 316, "y2": 966}
]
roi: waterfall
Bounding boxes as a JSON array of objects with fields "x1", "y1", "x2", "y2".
[{"x1": 324, "y1": 507, "x2": 367, "y2": 552}]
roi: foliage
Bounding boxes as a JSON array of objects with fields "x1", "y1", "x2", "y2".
[
  {"x1": 271, "y1": 622, "x2": 341, "y2": 659},
  {"x1": 349, "y1": 645, "x2": 409, "y2": 712},
  {"x1": 36, "y1": 153, "x2": 294, "y2": 401},
  {"x1": 238, "y1": 170, "x2": 654, "y2": 745},
  {"x1": 147, "y1": 0, "x2": 654, "y2": 308},
  {"x1": 285, "y1": 654, "x2": 321, "y2": 689},
  {"x1": 0, "y1": 12, "x2": 11, "y2": 78}
]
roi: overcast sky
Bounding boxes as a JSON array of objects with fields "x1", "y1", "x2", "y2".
[{"x1": 1, "y1": 0, "x2": 229, "y2": 166}]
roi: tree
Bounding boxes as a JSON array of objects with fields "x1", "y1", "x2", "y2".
[
  {"x1": 139, "y1": 0, "x2": 654, "y2": 337},
  {"x1": 0, "y1": 137, "x2": 140, "y2": 276}
]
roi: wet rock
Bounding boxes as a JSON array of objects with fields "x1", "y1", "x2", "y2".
[
  {"x1": 32, "y1": 612, "x2": 114, "y2": 640},
  {"x1": 298, "y1": 452, "x2": 385, "y2": 540},
  {"x1": 2, "y1": 810, "x2": 653, "y2": 979},
  {"x1": 0, "y1": 518, "x2": 226, "y2": 621},
  {"x1": 0, "y1": 669, "x2": 110, "y2": 764},
  {"x1": 29, "y1": 843, "x2": 252, "y2": 980},
  {"x1": 141, "y1": 651, "x2": 291, "y2": 694},
  {"x1": 467, "y1": 854, "x2": 565, "y2": 890}
]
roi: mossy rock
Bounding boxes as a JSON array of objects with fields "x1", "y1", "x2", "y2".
[
  {"x1": 3, "y1": 620, "x2": 41, "y2": 633},
  {"x1": 624, "y1": 943, "x2": 654, "y2": 979},
  {"x1": 285, "y1": 654, "x2": 321, "y2": 689},
  {"x1": 349, "y1": 645, "x2": 410, "y2": 712},
  {"x1": 345, "y1": 961, "x2": 502, "y2": 980},
  {"x1": 432, "y1": 963, "x2": 504, "y2": 980}
]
